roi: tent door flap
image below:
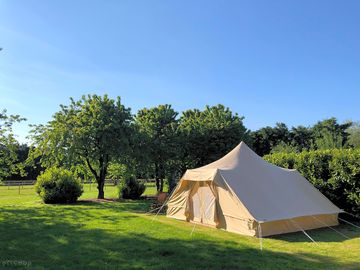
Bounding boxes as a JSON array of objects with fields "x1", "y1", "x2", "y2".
[{"x1": 191, "y1": 182, "x2": 217, "y2": 226}]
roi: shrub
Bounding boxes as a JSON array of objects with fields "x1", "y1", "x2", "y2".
[
  {"x1": 264, "y1": 149, "x2": 360, "y2": 217},
  {"x1": 35, "y1": 167, "x2": 83, "y2": 204},
  {"x1": 118, "y1": 176, "x2": 145, "y2": 199}
]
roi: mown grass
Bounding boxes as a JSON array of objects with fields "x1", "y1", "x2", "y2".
[{"x1": 0, "y1": 184, "x2": 359, "y2": 270}]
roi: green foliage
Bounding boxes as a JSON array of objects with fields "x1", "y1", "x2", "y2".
[
  {"x1": 290, "y1": 125, "x2": 314, "y2": 151},
  {"x1": 35, "y1": 167, "x2": 83, "y2": 204},
  {"x1": 178, "y1": 104, "x2": 251, "y2": 169},
  {"x1": 135, "y1": 104, "x2": 178, "y2": 191},
  {"x1": 251, "y1": 123, "x2": 292, "y2": 156},
  {"x1": 264, "y1": 149, "x2": 360, "y2": 216},
  {"x1": 71, "y1": 163, "x2": 95, "y2": 183},
  {"x1": 312, "y1": 118, "x2": 351, "y2": 149},
  {"x1": 270, "y1": 141, "x2": 298, "y2": 154},
  {"x1": 118, "y1": 176, "x2": 145, "y2": 199},
  {"x1": 107, "y1": 162, "x2": 131, "y2": 181},
  {"x1": 28, "y1": 95, "x2": 133, "y2": 199},
  {"x1": 252, "y1": 118, "x2": 352, "y2": 156},
  {"x1": 314, "y1": 129, "x2": 343, "y2": 150},
  {"x1": 5, "y1": 144, "x2": 43, "y2": 180},
  {"x1": 347, "y1": 122, "x2": 360, "y2": 148},
  {"x1": 0, "y1": 109, "x2": 26, "y2": 180}
]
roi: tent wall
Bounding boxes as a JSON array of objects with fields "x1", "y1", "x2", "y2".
[
  {"x1": 166, "y1": 180, "x2": 194, "y2": 220},
  {"x1": 215, "y1": 178, "x2": 257, "y2": 236},
  {"x1": 255, "y1": 213, "x2": 339, "y2": 237}
]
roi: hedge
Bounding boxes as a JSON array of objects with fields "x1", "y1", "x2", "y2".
[{"x1": 264, "y1": 149, "x2": 360, "y2": 217}]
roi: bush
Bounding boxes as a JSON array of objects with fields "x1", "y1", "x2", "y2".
[
  {"x1": 35, "y1": 167, "x2": 83, "y2": 204},
  {"x1": 118, "y1": 176, "x2": 145, "y2": 199},
  {"x1": 264, "y1": 149, "x2": 360, "y2": 217}
]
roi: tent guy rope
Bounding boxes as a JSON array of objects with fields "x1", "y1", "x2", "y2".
[
  {"x1": 290, "y1": 219, "x2": 317, "y2": 244},
  {"x1": 312, "y1": 216, "x2": 349, "y2": 239}
]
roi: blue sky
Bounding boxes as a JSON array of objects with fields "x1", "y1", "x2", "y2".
[{"x1": 1, "y1": 0, "x2": 359, "y2": 142}]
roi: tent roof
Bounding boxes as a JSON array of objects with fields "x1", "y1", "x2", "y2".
[{"x1": 182, "y1": 142, "x2": 342, "y2": 222}]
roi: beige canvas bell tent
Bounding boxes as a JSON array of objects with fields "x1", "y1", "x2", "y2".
[{"x1": 166, "y1": 142, "x2": 342, "y2": 237}]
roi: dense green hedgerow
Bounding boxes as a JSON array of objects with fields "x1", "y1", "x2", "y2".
[
  {"x1": 35, "y1": 167, "x2": 83, "y2": 204},
  {"x1": 118, "y1": 176, "x2": 146, "y2": 199},
  {"x1": 264, "y1": 149, "x2": 360, "y2": 216}
]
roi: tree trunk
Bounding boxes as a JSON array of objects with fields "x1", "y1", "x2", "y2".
[
  {"x1": 85, "y1": 155, "x2": 108, "y2": 199},
  {"x1": 155, "y1": 178, "x2": 160, "y2": 192},
  {"x1": 97, "y1": 178, "x2": 105, "y2": 199},
  {"x1": 97, "y1": 156, "x2": 107, "y2": 199},
  {"x1": 155, "y1": 163, "x2": 160, "y2": 191},
  {"x1": 160, "y1": 178, "x2": 164, "y2": 192},
  {"x1": 168, "y1": 172, "x2": 176, "y2": 192}
]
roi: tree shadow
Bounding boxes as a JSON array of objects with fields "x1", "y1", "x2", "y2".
[{"x1": 0, "y1": 203, "x2": 359, "y2": 270}]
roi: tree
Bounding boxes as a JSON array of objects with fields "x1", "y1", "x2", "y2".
[
  {"x1": 312, "y1": 118, "x2": 351, "y2": 149},
  {"x1": 290, "y1": 125, "x2": 314, "y2": 151},
  {"x1": 252, "y1": 118, "x2": 352, "y2": 155},
  {"x1": 347, "y1": 121, "x2": 360, "y2": 148},
  {"x1": 315, "y1": 129, "x2": 343, "y2": 150},
  {"x1": 178, "y1": 104, "x2": 251, "y2": 169},
  {"x1": 251, "y1": 123, "x2": 291, "y2": 156},
  {"x1": 28, "y1": 95, "x2": 132, "y2": 199},
  {"x1": 0, "y1": 109, "x2": 26, "y2": 180},
  {"x1": 5, "y1": 144, "x2": 43, "y2": 181},
  {"x1": 270, "y1": 141, "x2": 298, "y2": 154},
  {"x1": 134, "y1": 104, "x2": 178, "y2": 192}
]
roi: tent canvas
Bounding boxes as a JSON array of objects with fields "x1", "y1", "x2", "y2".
[{"x1": 166, "y1": 142, "x2": 342, "y2": 237}]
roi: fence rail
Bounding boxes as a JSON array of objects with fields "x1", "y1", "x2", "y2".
[
  {"x1": 0, "y1": 180, "x2": 36, "y2": 194},
  {"x1": 2, "y1": 180, "x2": 36, "y2": 186},
  {"x1": 1, "y1": 178, "x2": 156, "y2": 194}
]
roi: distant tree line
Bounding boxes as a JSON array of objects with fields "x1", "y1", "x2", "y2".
[
  {"x1": 1, "y1": 95, "x2": 359, "y2": 200},
  {"x1": 251, "y1": 118, "x2": 356, "y2": 156}
]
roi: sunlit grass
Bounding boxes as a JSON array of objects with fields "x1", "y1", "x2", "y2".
[{"x1": 0, "y1": 183, "x2": 359, "y2": 269}]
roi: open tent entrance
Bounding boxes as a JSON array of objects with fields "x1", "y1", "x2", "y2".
[{"x1": 190, "y1": 181, "x2": 217, "y2": 226}]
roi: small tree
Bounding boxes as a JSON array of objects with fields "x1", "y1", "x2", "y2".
[{"x1": 118, "y1": 176, "x2": 145, "y2": 199}]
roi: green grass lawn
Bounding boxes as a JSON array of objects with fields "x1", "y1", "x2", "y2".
[{"x1": 0, "y1": 184, "x2": 359, "y2": 270}]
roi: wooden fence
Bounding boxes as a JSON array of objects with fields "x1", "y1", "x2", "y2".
[
  {"x1": 1, "y1": 180, "x2": 36, "y2": 194},
  {"x1": 1, "y1": 178, "x2": 156, "y2": 194}
]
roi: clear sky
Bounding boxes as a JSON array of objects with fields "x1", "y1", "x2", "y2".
[{"x1": 1, "y1": 0, "x2": 359, "y2": 142}]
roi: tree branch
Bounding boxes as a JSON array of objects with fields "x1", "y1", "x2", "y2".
[{"x1": 85, "y1": 157, "x2": 98, "y2": 180}]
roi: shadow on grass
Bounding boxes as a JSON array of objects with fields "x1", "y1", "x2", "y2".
[
  {"x1": 0, "y1": 202, "x2": 358, "y2": 270},
  {"x1": 269, "y1": 223, "x2": 359, "y2": 243}
]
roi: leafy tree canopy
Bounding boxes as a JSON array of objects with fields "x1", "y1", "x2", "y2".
[
  {"x1": 0, "y1": 109, "x2": 26, "y2": 180},
  {"x1": 178, "y1": 104, "x2": 251, "y2": 169},
  {"x1": 347, "y1": 121, "x2": 360, "y2": 149},
  {"x1": 134, "y1": 104, "x2": 178, "y2": 192},
  {"x1": 28, "y1": 95, "x2": 133, "y2": 198},
  {"x1": 252, "y1": 118, "x2": 352, "y2": 155},
  {"x1": 312, "y1": 118, "x2": 351, "y2": 149}
]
